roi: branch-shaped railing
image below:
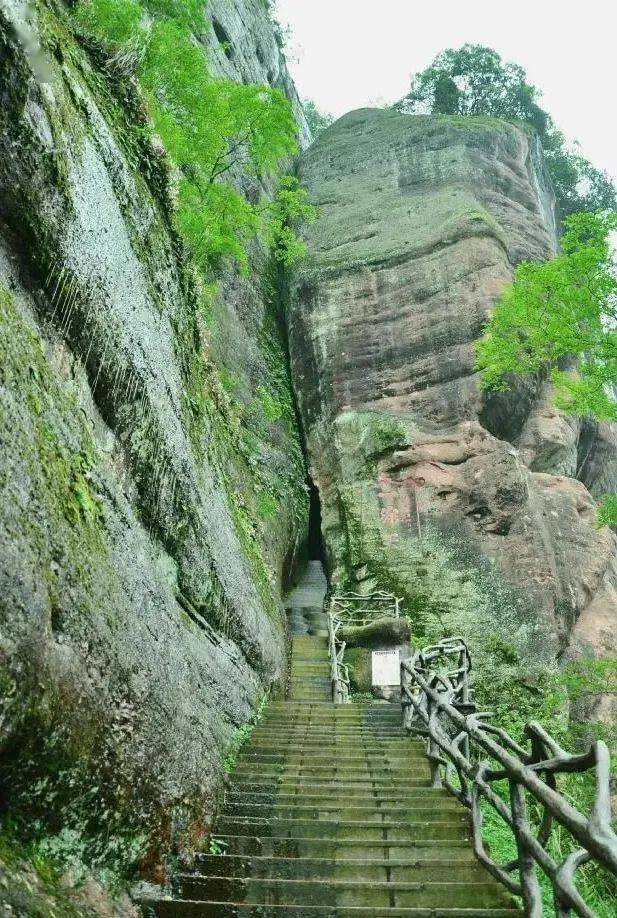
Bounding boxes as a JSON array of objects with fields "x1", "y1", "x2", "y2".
[
  {"x1": 327, "y1": 606, "x2": 350, "y2": 704},
  {"x1": 330, "y1": 590, "x2": 402, "y2": 625},
  {"x1": 401, "y1": 638, "x2": 617, "y2": 917},
  {"x1": 327, "y1": 591, "x2": 403, "y2": 704}
]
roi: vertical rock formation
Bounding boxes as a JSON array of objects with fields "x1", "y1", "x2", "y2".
[
  {"x1": 289, "y1": 109, "x2": 617, "y2": 716},
  {"x1": 0, "y1": 0, "x2": 308, "y2": 893}
]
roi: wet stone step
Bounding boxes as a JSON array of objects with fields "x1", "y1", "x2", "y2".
[
  {"x1": 228, "y1": 778, "x2": 434, "y2": 795},
  {"x1": 247, "y1": 745, "x2": 415, "y2": 755},
  {"x1": 231, "y1": 769, "x2": 432, "y2": 784},
  {"x1": 214, "y1": 817, "x2": 470, "y2": 842},
  {"x1": 221, "y1": 803, "x2": 466, "y2": 820},
  {"x1": 230, "y1": 771, "x2": 433, "y2": 785},
  {"x1": 192, "y1": 854, "x2": 485, "y2": 883},
  {"x1": 242, "y1": 743, "x2": 423, "y2": 756},
  {"x1": 257, "y1": 735, "x2": 407, "y2": 744},
  {"x1": 200, "y1": 835, "x2": 474, "y2": 859},
  {"x1": 146, "y1": 634, "x2": 522, "y2": 915},
  {"x1": 147, "y1": 903, "x2": 521, "y2": 917},
  {"x1": 226, "y1": 789, "x2": 453, "y2": 805},
  {"x1": 173, "y1": 876, "x2": 511, "y2": 909},
  {"x1": 233, "y1": 748, "x2": 423, "y2": 770}
]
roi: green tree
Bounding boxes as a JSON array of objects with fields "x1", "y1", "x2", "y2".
[
  {"x1": 303, "y1": 99, "x2": 334, "y2": 140},
  {"x1": 75, "y1": 0, "x2": 309, "y2": 271},
  {"x1": 476, "y1": 210, "x2": 617, "y2": 522},
  {"x1": 396, "y1": 45, "x2": 616, "y2": 218}
]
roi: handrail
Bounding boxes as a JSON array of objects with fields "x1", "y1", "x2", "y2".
[
  {"x1": 330, "y1": 590, "x2": 403, "y2": 626},
  {"x1": 401, "y1": 638, "x2": 617, "y2": 916},
  {"x1": 327, "y1": 606, "x2": 350, "y2": 704},
  {"x1": 327, "y1": 590, "x2": 402, "y2": 704}
]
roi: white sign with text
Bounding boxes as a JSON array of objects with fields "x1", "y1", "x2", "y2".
[{"x1": 371, "y1": 649, "x2": 400, "y2": 686}]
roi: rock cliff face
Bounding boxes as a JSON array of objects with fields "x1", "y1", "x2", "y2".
[
  {"x1": 290, "y1": 109, "x2": 617, "y2": 716},
  {"x1": 0, "y1": 0, "x2": 307, "y2": 890}
]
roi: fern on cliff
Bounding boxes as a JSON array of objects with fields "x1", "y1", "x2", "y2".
[{"x1": 74, "y1": 0, "x2": 310, "y2": 271}]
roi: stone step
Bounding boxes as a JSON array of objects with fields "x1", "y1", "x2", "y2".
[
  {"x1": 257, "y1": 714, "x2": 408, "y2": 725},
  {"x1": 251, "y1": 715, "x2": 402, "y2": 732},
  {"x1": 289, "y1": 693, "x2": 332, "y2": 700},
  {"x1": 226, "y1": 788, "x2": 451, "y2": 805},
  {"x1": 259, "y1": 717, "x2": 402, "y2": 742},
  {"x1": 237, "y1": 753, "x2": 428, "y2": 768},
  {"x1": 290, "y1": 677, "x2": 331, "y2": 684},
  {"x1": 192, "y1": 854, "x2": 484, "y2": 883},
  {"x1": 240, "y1": 740, "x2": 422, "y2": 753},
  {"x1": 251, "y1": 728, "x2": 412, "y2": 756},
  {"x1": 253, "y1": 730, "x2": 407, "y2": 741},
  {"x1": 246, "y1": 738, "x2": 421, "y2": 751},
  {"x1": 231, "y1": 768, "x2": 432, "y2": 784},
  {"x1": 147, "y1": 903, "x2": 521, "y2": 917},
  {"x1": 228, "y1": 778, "x2": 434, "y2": 795},
  {"x1": 215, "y1": 817, "x2": 470, "y2": 842},
  {"x1": 221, "y1": 802, "x2": 464, "y2": 820},
  {"x1": 289, "y1": 658, "x2": 330, "y2": 666},
  {"x1": 201, "y1": 836, "x2": 474, "y2": 859},
  {"x1": 173, "y1": 875, "x2": 510, "y2": 909},
  {"x1": 290, "y1": 665, "x2": 330, "y2": 673},
  {"x1": 289, "y1": 674, "x2": 332, "y2": 681},
  {"x1": 262, "y1": 707, "x2": 402, "y2": 715},
  {"x1": 254, "y1": 717, "x2": 404, "y2": 728}
]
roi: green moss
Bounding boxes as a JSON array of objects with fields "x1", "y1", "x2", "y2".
[
  {"x1": 0, "y1": 284, "x2": 105, "y2": 552},
  {"x1": 0, "y1": 829, "x2": 85, "y2": 918}
]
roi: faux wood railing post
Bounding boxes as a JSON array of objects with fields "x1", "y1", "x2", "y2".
[
  {"x1": 510, "y1": 778, "x2": 543, "y2": 917},
  {"x1": 400, "y1": 637, "x2": 617, "y2": 915}
]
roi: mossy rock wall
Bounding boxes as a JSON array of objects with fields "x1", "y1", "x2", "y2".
[{"x1": 0, "y1": 0, "x2": 308, "y2": 896}]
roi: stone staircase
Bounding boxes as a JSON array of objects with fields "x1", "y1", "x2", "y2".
[
  {"x1": 285, "y1": 560, "x2": 329, "y2": 638},
  {"x1": 143, "y1": 565, "x2": 521, "y2": 915}
]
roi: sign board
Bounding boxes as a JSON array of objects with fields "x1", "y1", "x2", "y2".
[{"x1": 371, "y1": 649, "x2": 400, "y2": 686}]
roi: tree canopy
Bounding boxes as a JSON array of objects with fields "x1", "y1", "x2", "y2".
[
  {"x1": 396, "y1": 45, "x2": 616, "y2": 218},
  {"x1": 75, "y1": 0, "x2": 310, "y2": 272},
  {"x1": 303, "y1": 99, "x2": 334, "y2": 141},
  {"x1": 476, "y1": 210, "x2": 617, "y2": 523}
]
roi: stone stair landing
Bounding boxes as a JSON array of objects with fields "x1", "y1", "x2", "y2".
[
  {"x1": 143, "y1": 631, "x2": 521, "y2": 916},
  {"x1": 285, "y1": 561, "x2": 328, "y2": 637}
]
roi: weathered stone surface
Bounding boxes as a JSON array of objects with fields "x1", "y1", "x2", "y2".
[
  {"x1": 289, "y1": 109, "x2": 617, "y2": 719},
  {"x1": 204, "y1": 0, "x2": 310, "y2": 148},
  {"x1": 0, "y1": 0, "x2": 306, "y2": 897},
  {"x1": 339, "y1": 616, "x2": 411, "y2": 649}
]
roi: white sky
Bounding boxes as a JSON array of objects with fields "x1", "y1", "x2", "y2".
[{"x1": 275, "y1": 0, "x2": 617, "y2": 183}]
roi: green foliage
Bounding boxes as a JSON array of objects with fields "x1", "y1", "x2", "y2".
[
  {"x1": 476, "y1": 210, "x2": 617, "y2": 524},
  {"x1": 472, "y1": 660, "x2": 617, "y2": 916},
  {"x1": 303, "y1": 98, "x2": 334, "y2": 140},
  {"x1": 74, "y1": 0, "x2": 309, "y2": 272},
  {"x1": 256, "y1": 491, "x2": 277, "y2": 519},
  {"x1": 396, "y1": 44, "x2": 616, "y2": 217},
  {"x1": 476, "y1": 211, "x2": 617, "y2": 406},
  {"x1": 398, "y1": 44, "x2": 547, "y2": 128},
  {"x1": 597, "y1": 494, "x2": 617, "y2": 527},
  {"x1": 208, "y1": 836, "x2": 228, "y2": 856},
  {"x1": 223, "y1": 695, "x2": 267, "y2": 773},
  {"x1": 265, "y1": 175, "x2": 316, "y2": 265}
]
